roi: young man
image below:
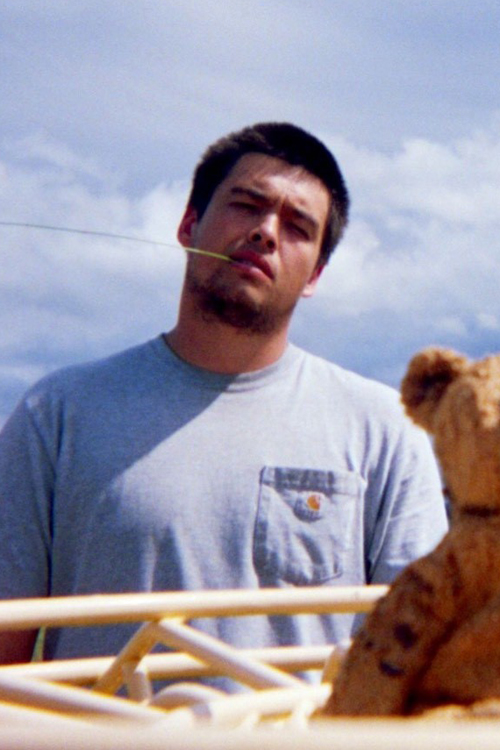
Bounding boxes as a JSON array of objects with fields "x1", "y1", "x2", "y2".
[{"x1": 0, "y1": 123, "x2": 447, "y2": 671}]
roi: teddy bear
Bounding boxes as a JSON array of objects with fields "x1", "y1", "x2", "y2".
[{"x1": 323, "y1": 346, "x2": 500, "y2": 717}]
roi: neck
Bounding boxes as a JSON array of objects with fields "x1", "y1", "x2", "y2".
[{"x1": 166, "y1": 299, "x2": 291, "y2": 373}]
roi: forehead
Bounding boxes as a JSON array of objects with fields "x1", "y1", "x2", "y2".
[{"x1": 215, "y1": 153, "x2": 330, "y2": 220}]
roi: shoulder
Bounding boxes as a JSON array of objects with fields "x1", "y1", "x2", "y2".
[
  {"x1": 293, "y1": 347, "x2": 435, "y2": 461},
  {"x1": 22, "y1": 337, "x2": 166, "y2": 414},
  {"x1": 295, "y1": 347, "x2": 403, "y2": 416}
]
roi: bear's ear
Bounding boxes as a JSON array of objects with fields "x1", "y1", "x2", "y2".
[{"x1": 401, "y1": 347, "x2": 469, "y2": 432}]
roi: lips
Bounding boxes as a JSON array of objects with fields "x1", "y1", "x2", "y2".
[{"x1": 229, "y1": 248, "x2": 275, "y2": 280}]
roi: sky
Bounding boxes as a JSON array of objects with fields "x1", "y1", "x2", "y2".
[{"x1": 1, "y1": 1, "x2": 499, "y2": 425}]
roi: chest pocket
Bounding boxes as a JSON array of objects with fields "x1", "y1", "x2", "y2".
[{"x1": 253, "y1": 466, "x2": 365, "y2": 586}]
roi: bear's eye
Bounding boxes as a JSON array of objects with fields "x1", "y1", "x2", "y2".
[{"x1": 393, "y1": 623, "x2": 418, "y2": 649}]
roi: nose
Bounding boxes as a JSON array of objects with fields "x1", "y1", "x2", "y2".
[{"x1": 248, "y1": 213, "x2": 278, "y2": 251}]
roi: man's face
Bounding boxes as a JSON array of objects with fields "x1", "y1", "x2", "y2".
[{"x1": 177, "y1": 153, "x2": 330, "y2": 334}]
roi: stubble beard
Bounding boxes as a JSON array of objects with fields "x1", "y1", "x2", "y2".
[{"x1": 186, "y1": 266, "x2": 296, "y2": 336}]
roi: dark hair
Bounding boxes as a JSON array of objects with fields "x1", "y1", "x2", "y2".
[{"x1": 187, "y1": 122, "x2": 350, "y2": 265}]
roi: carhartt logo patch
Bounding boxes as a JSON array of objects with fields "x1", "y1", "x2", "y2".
[
  {"x1": 307, "y1": 494, "x2": 322, "y2": 511},
  {"x1": 293, "y1": 493, "x2": 326, "y2": 522}
]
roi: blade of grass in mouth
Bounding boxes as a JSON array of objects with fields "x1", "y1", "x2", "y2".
[{"x1": 0, "y1": 220, "x2": 230, "y2": 261}]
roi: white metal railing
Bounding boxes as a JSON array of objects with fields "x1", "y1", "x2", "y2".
[{"x1": 0, "y1": 585, "x2": 499, "y2": 749}]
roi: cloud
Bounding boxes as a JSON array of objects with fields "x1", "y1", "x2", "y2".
[
  {"x1": 2, "y1": 0, "x2": 498, "y2": 200},
  {"x1": 476, "y1": 312, "x2": 500, "y2": 331},
  {"x1": 1, "y1": 118, "x2": 500, "y2": 425},
  {"x1": 291, "y1": 119, "x2": 500, "y2": 378},
  {"x1": 316, "y1": 121, "x2": 500, "y2": 317},
  {"x1": 0, "y1": 134, "x2": 189, "y2": 424}
]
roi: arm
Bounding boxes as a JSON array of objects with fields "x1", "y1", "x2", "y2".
[
  {"x1": 0, "y1": 395, "x2": 53, "y2": 628},
  {"x1": 0, "y1": 630, "x2": 38, "y2": 665},
  {"x1": 367, "y1": 418, "x2": 448, "y2": 585}
]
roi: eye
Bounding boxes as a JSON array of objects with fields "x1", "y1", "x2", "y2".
[
  {"x1": 229, "y1": 200, "x2": 259, "y2": 213},
  {"x1": 287, "y1": 221, "x2": 311, "y2": 240}
]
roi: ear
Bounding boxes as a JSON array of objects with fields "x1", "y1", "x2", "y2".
[
  {"x1": 301, "y1": 263, "x2": 325, "y2": 298},
  {"x1": 401, "y1": 347, "x2": 469, "y2": 432},
  {"x1": 177, "y1": 205, "x2": 198, "y2": 248}
]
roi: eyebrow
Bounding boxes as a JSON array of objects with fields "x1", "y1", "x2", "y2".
[{"x1": 229, "y1": 187, "x2": 320, "y2": 235}]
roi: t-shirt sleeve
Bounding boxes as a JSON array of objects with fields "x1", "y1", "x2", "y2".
[
  {"x1": 0, "y1": 394, "x2": 54, "y2": 599},
  {"x1": 365, "y1": 419, "x2": 449, "y2": 585}
]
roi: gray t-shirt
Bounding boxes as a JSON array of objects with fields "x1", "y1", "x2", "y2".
[{"x1": 0, "y1": 336, "x2": 447, "y2": 663}]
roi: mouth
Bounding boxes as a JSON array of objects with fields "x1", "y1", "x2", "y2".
[{"x1": 229, "y1": 249, "x2": 275, "y2": 280}]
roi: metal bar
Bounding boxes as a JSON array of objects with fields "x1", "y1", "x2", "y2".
[{"x1": 0, "y1": 586, "x2": 386, "y2": 631}]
